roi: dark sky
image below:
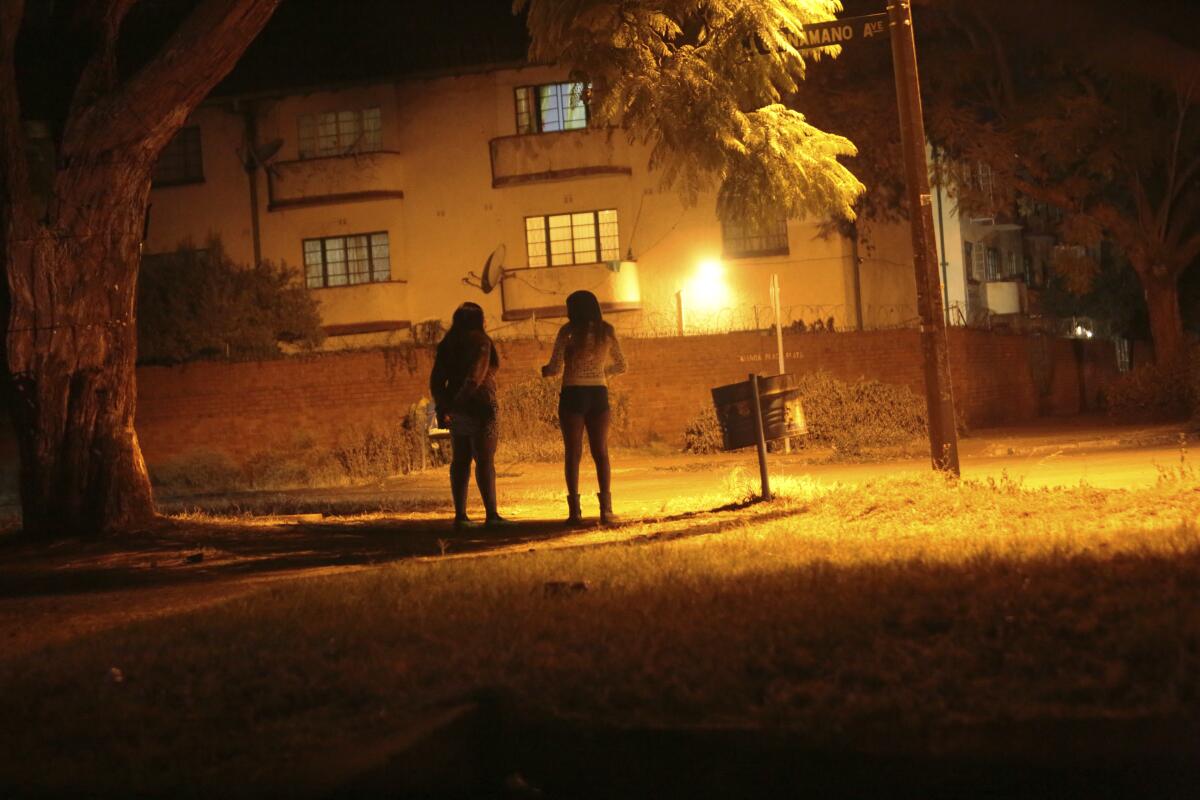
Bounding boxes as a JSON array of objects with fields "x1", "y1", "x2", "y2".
[
  {"x1": 16, "y1": 0, "x2": 1200, "y2": 115},
  {"x1": 214, "y1": 0, "x2": 530, "y2": 94}
]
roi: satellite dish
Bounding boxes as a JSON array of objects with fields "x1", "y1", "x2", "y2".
[
  {"x1": 463, "y1": 244, "x2": 506, "y2": 294},
  {"x1": 255, "y1": 138, "x2": 284, "y2": 164}
]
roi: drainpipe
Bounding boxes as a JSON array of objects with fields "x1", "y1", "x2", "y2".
[
  {"x1": 239, "y1": 100, "x2": 263, "y2": 266},
  {"x1": 849, "y1": 221, "x2": 864, "y2": 331},
  {"x1": 932, "y1": 149, "x2": 951, "y2": 324}
]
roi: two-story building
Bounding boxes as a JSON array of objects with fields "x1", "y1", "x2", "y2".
[{"x1": 144, "y1": 61, "x2": 927, "y2": 347}]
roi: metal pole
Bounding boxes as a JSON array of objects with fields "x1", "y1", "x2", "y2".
[
  {"x1": 886, "y1": 1, "x2": 961, "y2": 476},
  {"x1": 675, "y1": 290, "x2": 684, "y2": 336},
  {"x1": 749, "y1": 373, "x2": 772, "y2": 500},
  {"x1": 770, "y1": 274, "x2": 790, "y2": 454}
]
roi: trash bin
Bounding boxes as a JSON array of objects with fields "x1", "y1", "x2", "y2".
[{"x1": 710, "y1": 373, "x2": 807, "y2": 451}]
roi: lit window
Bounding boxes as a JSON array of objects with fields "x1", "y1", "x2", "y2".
[
  {"x1": 303, "y1": 232, "x2": 390, "y2": 288},
  {"x1": 515, "y1": 83, "x2": 588, "y2": 134},
  {"x1": 525, "y1": 209, "x2": 619, "y2": 267},
  {"x1": 721, "y1": 216, "x2": 789, "y2": 259},
  {"x1": 152, "y1": 126, "x2": 204, "y2": 186},
  {"x1": 298, "y1": 107, "x2": 383, "y2": 159}
]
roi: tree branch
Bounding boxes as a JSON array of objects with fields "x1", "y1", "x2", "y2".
[
  {"x1": 970, "y1": 4, "x2": 1017, "y2": 110},
  {"x1": 0, "y1": 0, "x2": 30, "y2": 222},
  {"x1": 1175, "y1": 232, "x2": 1200, "y2": 277},
  {"x1": 62, "y1": 0, "x2": 281, "y2": 158},
  {"x1": 64, "y1": 0, "x2": 140, "y2": 123}
]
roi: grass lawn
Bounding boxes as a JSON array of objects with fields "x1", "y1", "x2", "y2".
[{"x1": 1, "y1": 469, "x2": 1198, "y2": 796}]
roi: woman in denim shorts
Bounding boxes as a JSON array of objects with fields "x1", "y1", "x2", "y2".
[
  {"x1": 541, "y1": 290, "x2": 627, "y2": 525},
  {"x1": 429, "y1": 302, "x2": 511, "y2": 529}
]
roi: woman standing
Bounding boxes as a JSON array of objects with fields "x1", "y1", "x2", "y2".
[
  {"x1": 541, "y1": 290, "x2": 627, "y2": 525},
  {"x1": 429, "y1": 302, "x2": 511, "y2": 529}
]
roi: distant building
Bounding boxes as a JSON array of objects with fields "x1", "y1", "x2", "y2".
[{"x1": 145, "y1": 64, "x2": 934, "y2": 347}]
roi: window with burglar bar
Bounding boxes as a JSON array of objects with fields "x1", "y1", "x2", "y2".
[
  {"x1": 525, "y1": 210, "x2": 619, "y2": 267},
  {"x1": 721, "y1": 215, "x2": 789, "y2": 258},
  {"x1": 303, "y1": 232, "x2": 390, "y2": 288},
  {"x1": 515, "y1": 82, "x2": 588, "y2": 134},
  {"x1": 297, "y1": 107, "x2": 382, "y2": 159},
  {"x1": 985, "y1": 247, "x2": 1001, "y2": 281},
  {"x1": 152, "y1": 126, "x2": 204, "y2": 186}
]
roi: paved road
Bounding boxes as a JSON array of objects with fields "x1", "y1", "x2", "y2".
[{"x1": 361, "y1": 420, "x2": 1194, "y2": 519}]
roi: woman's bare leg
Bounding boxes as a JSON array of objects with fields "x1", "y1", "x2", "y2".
[
  {"x1": 472, "y1": 428, "x2": 500, "y2": 519},
  {"x1": 584, "y1": 409, "x2": 612, "y2": 495},
  {"x1": 560, "y1": 412, "x2": 586, "y2": 496},
  {"x1": 450, "y1": 434, "x2": 473, "y2": 520}
]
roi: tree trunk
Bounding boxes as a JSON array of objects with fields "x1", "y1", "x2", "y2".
[
  {"x1": 3, "y1": 175, "x2": 154, "y2": 537},
  {"x1": 1141, "y1": 272, "x2": 1186, "y2": 365}
]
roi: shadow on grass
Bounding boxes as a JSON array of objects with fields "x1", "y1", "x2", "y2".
[{"x1": 0, "y1": 516, "x2": 610, "y2": 599}]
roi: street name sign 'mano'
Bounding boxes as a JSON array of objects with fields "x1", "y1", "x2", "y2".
[{"x1": 752, "y1": 13, "x2": 889, "y2": 54}]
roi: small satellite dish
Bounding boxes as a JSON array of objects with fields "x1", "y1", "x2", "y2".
[
  {"x1": 255, "y1": 138, "x2": 284, "y2": 164},
  {"x1": 463, "y1": 244, "x2": 506, "y2": 294},
  {"x1": 242, "y1": 138, "x2": 284, "y2": 175}
]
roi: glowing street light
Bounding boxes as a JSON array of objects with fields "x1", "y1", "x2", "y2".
[{"x1": 686, "y1": 258, "x2": 731, "y2": 311}]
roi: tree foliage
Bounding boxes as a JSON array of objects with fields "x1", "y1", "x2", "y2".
[
  {"x1": 138, "y1": 240, "x2": 324, "y2": 365},
  {"x1": 796, "y1": 0, "x2": 1200, "y2": 360},
  {"x1": 517, "y1": 0, "x2": 865, "y2": 224}
]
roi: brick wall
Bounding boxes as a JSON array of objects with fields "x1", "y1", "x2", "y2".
[{"x1": 129, "y1": 329, "x2": 1121, "y2": 465}]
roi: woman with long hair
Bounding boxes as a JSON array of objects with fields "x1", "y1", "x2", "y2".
[
  {"x1": 541, "y1": 290, "x2": 627, "y2": 525},
  {"x1": 429, "y1": 302, "x2": 511, "y2": 529}
]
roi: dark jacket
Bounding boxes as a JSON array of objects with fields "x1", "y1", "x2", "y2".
[{"x1": 429, "y1": 329, "x2": 499, "y2": 421}]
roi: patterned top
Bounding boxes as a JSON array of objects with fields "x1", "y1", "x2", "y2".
[{"x1": 543, "y1": 323, "x2": 627, "y2": 387}]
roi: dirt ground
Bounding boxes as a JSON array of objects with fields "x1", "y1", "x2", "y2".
[{"x1": 0, "y1": 418, "x2": 1191, "y2": 659}]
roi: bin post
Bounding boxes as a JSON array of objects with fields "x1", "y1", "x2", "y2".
[{"x1": 749, "y1": 373, "x2": 771, "y2": 501}]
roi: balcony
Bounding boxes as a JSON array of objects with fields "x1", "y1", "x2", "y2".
[
  {"x1": 500, "y1": 261, "x2": 641, "y2": 321},
  {"x1": 489, "y1": 130, "x2": 633, "y2": 188},
  {"x1": 311, "y1": 280, "x2": 409, "y2": 337},
  {"x1": 985, "y1": 280, "x2": 1023, "y2": 315},
  {"x1": 267, "y1": 151, "x2": 404, "y2": 211}
]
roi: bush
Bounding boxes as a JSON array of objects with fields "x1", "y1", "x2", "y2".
[
  {"x1": 681, "y1": 372, "x2": 927, "y2": 457},
  {"x1": 796, "y1": 372, "x2": 926, "y2": 454},
  {"x1": 682, "y1": 406, "x2": 723, "y2": 454},
  {"x1": 331, "y1": 399, "x2": 449, "y2": 481},
  {"x1": 150, "y1": 401, "x2": 448, "y2": 495},
  {"x1": 138, "y1": 238, "x2": 324, "y2": 364},
  {"x1": 497, "y1": 379, "x2": 632, "y2": 462},
  {"x1": 149, "y1": 450, "x2": 244, "y2": 495},
  {"x1": 1105, "y1": 350, "x2": 1197, "y2": 424}
]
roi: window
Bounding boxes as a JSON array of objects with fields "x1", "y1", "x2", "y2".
[
  {"x1": 297, "y1": 107, "x2": 382, "y2": 159},
  {"x1": 515, "y1": 82, "x2": 588, "y2": 134},
  {"x1": 152, "y1": 126, "x2": 204, "y2": 186},
  {"x1": 985, "y1": 247, "x2": 1001, "y2": 281},
  {"x1": 302, "y1": 232, "x2": 390, "y2": 288},
  {"x1": 525, "y1": 210, "x2": 619, "y2": 267},
  {"x1": 721, "y1": 216, "x2": 789, "y2": 259},
  {"x1": 1115, "y1": 338, "x2": 1132, "y2": 373}
]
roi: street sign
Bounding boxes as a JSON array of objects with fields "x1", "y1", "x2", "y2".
[{"x1": 752, "y1": 13, "x2": 889, "y2": 55}]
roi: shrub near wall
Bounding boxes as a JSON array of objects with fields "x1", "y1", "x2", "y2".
[
  {"x1": 682, "y1": 372, "x2": 926, "y2": 456},
  {"x1": 1105, "y1": 347, "x2": 1198, "y2": 424}
]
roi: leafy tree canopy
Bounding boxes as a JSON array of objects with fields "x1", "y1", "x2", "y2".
[{"x1": 517, "y1": 0, "x2": 866, "y2": 225}]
